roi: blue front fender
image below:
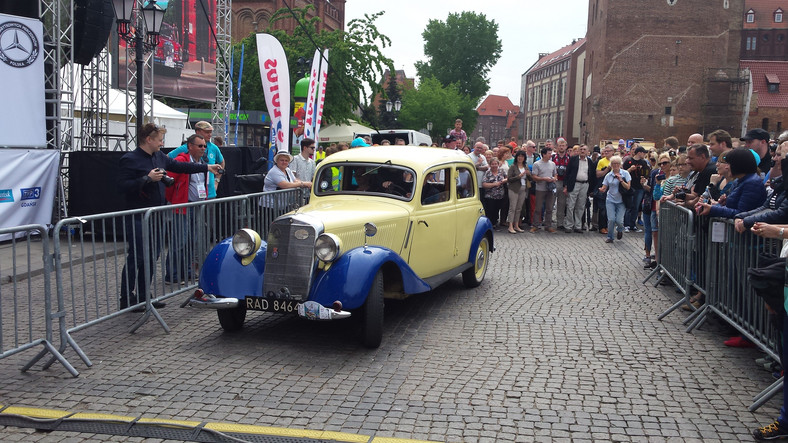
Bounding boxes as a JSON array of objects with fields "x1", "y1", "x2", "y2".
[
  {"x1": 308, "y1": 246, "x2": 431, "y2": 310},
  {"x1": 199, "y1": 238, "x2": 266, "y2": 298}
]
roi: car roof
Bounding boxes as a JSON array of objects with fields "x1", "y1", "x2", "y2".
[{"x1": 318, "y1": 146, "x2": 473, "y2": 171}]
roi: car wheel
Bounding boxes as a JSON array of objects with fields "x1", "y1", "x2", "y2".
[
  {"x1": 462, "y1": 236, "x2": 489, "y2": 288},
  {"x1": 360, "y1": 270, "x2": 384, "y2": 348},
  {"x1": 217, "y1": 304, "x2": 246, "y2": 332}
]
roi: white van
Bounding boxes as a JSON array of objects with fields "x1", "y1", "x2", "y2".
[{"x1": 354, "y1": 129, "x2": 433, "y2": 146}]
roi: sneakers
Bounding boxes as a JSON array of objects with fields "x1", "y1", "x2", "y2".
[
  {"x1": 574, "y1": 229, "x2": 584, "y2": 233},
  {"x1": 634, "y1": 227, "x2": 644, "y2": 233},
  {"x1": 637, "y1": 218, "x2": 644, "y2": 226},
  {"x1": 724, "y1": 336, "x2": 757, "y2": 348},
  {"x1": 754, "y1": 421, "x2": 788, "y2": 440},
  {"x1": 604, "y1": 238, "x2": 614, "y2": 243},
  {"x1": 623, "y1": 227, "x2": 630, "y2": 233},
  {"x1": 642, "y1": 256, "x2": 652, "y2": 264},
  {"x1": 616, "y1": 230, "x2": 623, "y2": 240}
]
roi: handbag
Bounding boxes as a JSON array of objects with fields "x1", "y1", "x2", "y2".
[{"x1": 620, "y1": 178, "x2": 634, "y2": 197}]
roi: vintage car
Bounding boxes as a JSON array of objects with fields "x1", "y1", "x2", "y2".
[
  {"x1": 188, "y1": 146, "x2": 494, "y2": 347},
  {"x1": 153, "y1": 22, "x2": 183, "y2": 77}
]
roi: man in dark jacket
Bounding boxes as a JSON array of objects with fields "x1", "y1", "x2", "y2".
[
  {"x1": 117, "y1": 124, "x2": 220, "y2": 312},
  {"x1": 563, "y1": 145, "x2": 597, "y2": 233}
]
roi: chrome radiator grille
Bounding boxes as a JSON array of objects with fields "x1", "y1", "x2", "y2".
[{"x1": 263, "y1": 219, "x2": 317, "y2": 301}]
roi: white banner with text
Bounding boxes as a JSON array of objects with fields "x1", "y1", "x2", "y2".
[{"x1": 0, "y1": 149, "x2": 59, "y2": 240}]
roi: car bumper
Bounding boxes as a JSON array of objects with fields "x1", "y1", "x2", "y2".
[{"x1": 186, "y1": 293, "x2": 351, "y2": 320}]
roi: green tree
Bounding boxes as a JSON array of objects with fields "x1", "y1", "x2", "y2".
[
  {"x1": 415, "y1": 11, "x2": 502, "y2": 102},
  {"x1": 230, "y1": 7, "x2": 394, "y2": 125},
  {"x1": 398, "y1": 77, "x2": 475, "y2": 141}
]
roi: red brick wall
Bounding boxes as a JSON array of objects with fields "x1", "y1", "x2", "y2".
[
  {"x1": 583, "y1": 0, "x2": 745, "y2": 147},
  {"x1": 232, "y1": 0, "x2": 345, "y2": 42}
]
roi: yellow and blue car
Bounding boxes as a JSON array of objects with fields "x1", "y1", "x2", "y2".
[{"x1": 188, "y1": 146, "x2": 494, "y2": 348}]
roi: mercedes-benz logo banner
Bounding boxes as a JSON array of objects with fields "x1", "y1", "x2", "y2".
[{"x1": 0, "y1": 13, "x2": 45, "y2": 147}]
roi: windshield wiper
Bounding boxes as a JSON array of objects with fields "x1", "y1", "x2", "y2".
[{"x1": 362, "y1": 160, "x2": 392, "y2": 176}]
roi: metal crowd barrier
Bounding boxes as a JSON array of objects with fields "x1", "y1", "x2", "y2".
[
  {"x1": 644, "y1": 201, "x2": 696, "y2": 320},
  {"x1": 0, "y1": 188, "x2": 306, "y2": 377},
  {"x1": 0, "y1": 225, "x2": 77, "y2": 376},
  {"x1": 648, "y1": 204, "x2": 785, "y2": 411},
  {"x1": 684, "y1": 218, "x2": 783, "y2": 411}
]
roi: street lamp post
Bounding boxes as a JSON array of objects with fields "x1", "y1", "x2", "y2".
[
  {"x1": 385, "y1": 99, "x2": 402, "y2": 124},
  {"x1": 111, "y1": 0, "x2": 166, "y2": 140}
]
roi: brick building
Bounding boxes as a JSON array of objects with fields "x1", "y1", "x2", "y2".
[
  {"x1": 470, "y1": 95, "x2": 519, "y2": 146},
  {"x1": 520, "y1": 39, "x2": 586, "y2": 146},
  {"x1": 583, "y1": 0, "x2": 747, "y2": 148},
  {"x1": 741, "y1": 60, "x2": 788, "y2": 137},
  {"x1": 742, "y1": 0, "x2": 788, "y2": 60},
  {"x1": 232, "y1": 0, "x2": 345, "y2": 42}
]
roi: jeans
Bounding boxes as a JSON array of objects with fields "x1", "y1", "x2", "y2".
[
  {"x1": 625, "y1": 188, "x2": 645, "y2": 228},
  {"x1": 643, "y1": 210, "x2": 653, "y2": 253},
  {"x1": 606, "y1": 200, "x2": 626, "y2": 240},
  {"x1": 594, "y1": 192, "x2": 608, "y2": 230},
  {"x1": 166, "y1": 210, "x2": 196, "y2": 282}
]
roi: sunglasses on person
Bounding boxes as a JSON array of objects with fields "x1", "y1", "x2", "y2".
[
  {"x1": 191, "y1": 143, "x2": 207, "y2": 148},
  {"x1": 659, "y1": 161, "x2": 670, "y2": 166}
]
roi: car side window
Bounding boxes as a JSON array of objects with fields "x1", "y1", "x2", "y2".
[
  {"x1": 456, "y1": 167, "x2": 475, "y2": 199},
  {"x1": 422, "y1": 168, "x2": 450, "y2": 205},
  {"x1": 316, "y1": 165, "x2": 342, "y2": 193}
]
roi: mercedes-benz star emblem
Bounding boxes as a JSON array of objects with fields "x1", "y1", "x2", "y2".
[{"x1": 0, "y1": 21, "x2": 39, "y2": 68}]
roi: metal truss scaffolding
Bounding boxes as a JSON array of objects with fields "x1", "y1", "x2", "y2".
[
  {"x1": 79, "y1": 50, "x2": 111, "y2": 150},
  {"x1": 40, "y1": 0, "x2": 74, "y2": 152},
  {"x1": 213, "y1": 0, "x2": 232, "y2": 139},
  {"x1": 40, "y1": 0, "x2": 74, "y2": 219}
]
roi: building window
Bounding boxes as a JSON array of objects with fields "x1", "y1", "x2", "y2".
[
  {"x1": 768, "y1": 83, "x2": 779, "y2": 92},
  {"x1": 776, "y1": 9, "x2": 783, "y2": 22},
  {"x1": 561, "y1": 77, "x2": 567, "y2": 106},
  {"x1": 665, "y1": 106, "x2": 672, "y2": 115},
  {"x1": 764, "y1": 34, "x2": 770, "y2": 42},
  {"x1": 747, "y1": 36, "x2": 757, "y2": 51},
  {"x1": 747, "y1": 9, "x2": 755, "y2": 23},
  {"x1": 779, "y1": 34, "x2": 785, "y2": 43}
]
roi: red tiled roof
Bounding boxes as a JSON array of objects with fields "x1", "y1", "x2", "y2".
[
  {"x1": 744, "y1": 0, "x2": 788, "y2": 29},
  {"x1": 477, "y1": 95, "x2": 518, "y2": 117},
  {"x1": 526, "y1": 38, "x2": 586, "y2": 74},
  {"x1": 741, "y1": 60, "x2": 788, "y2": 107}
]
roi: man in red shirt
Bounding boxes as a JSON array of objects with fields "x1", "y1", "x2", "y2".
[{"x1": 551, "y1": 137, "x2": 571, "y2": 231}]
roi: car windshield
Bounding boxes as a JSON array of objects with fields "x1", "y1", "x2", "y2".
[{"x1": 314, "y1": 163, "x2": 415, "y2": 200}]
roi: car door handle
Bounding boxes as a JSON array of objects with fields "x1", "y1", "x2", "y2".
[{"x1": 418, "y1": 220, "x2": 429, "y2": 227}]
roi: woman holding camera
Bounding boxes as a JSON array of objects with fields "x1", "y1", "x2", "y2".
[{"x1": 598, "y1": 156, "x2": 631, "y2": 243}]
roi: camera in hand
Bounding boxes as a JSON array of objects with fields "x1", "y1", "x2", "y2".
[
  {"x1": 656, "y1": 172, "x2": 666, "y2": 181},
  {"x1": 674, "y1": 186, "x2": 688, "y2": 200},
  {"x1": 155, "y1": 168, "x2": 175, "y2": 187}
]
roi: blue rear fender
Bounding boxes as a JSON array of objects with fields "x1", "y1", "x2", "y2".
[
  {"x1": 468, "y1": 217, "x2": 495, "y2": 263},
  {"x1": 199, "y1": 237, "x2": 266, "y2": 298},
  {"x1": 308, "y1": 246, "x2": 431, "y2": 310}
]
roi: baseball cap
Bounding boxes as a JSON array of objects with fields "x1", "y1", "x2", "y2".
[
  {"x1": 350, "y1": 137, "x2": 370, "y2": 148},
  {"x1": 740, "y1": 128, "x2": 770, "y2": 141},
  {"x1": 634, "y1": 146, "x2": 647, "y2": 154},
  {"x1": 195, "y1": 121, "x2": 214, "y2": 131},
  {"x1": 443, "y1": 134, "x2": 457, "y2": 143},
  {"x1": 618, "y1": 139, "x2": 626, "y2": 145}
]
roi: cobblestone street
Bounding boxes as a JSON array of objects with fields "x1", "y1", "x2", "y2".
[{"x1": 0, "y1": 230, "x2": 779, "y2": 442}]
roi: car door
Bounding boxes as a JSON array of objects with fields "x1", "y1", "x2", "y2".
[
  {"x1": 406, "y1": 166, "x2": 458, "y2": 279},
  {"x1": 454, "y1": 164, "x2": 483, "y2": 264}
]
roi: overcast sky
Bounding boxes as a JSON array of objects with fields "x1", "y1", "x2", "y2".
[{"x1": 344, "y1": 1, "x2": 590, "y2": 105}]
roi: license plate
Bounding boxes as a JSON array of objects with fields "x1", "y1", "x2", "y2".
[{"x1": 244, "y1": 296, "x2": 297, "y2": 313}]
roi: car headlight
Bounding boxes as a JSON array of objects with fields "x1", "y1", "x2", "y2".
[
  {"x1": 232, "y1": 228, "x2": 261, "y2": 257},
  {"x1": 315, "y1": 233, "x2": 341, "y2": 262}
]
